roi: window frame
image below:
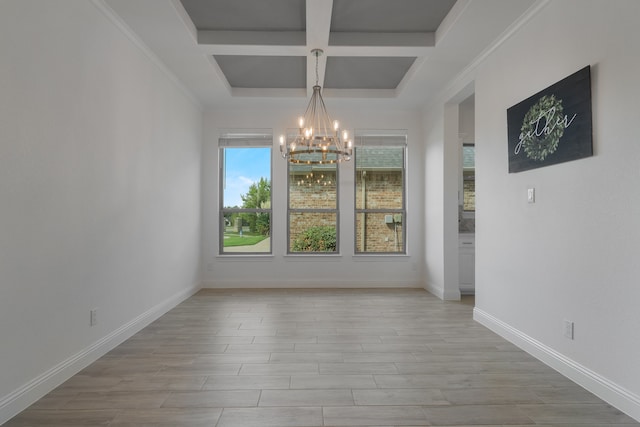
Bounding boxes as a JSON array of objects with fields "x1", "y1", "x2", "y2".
[
  {"x1": 218, "y1": 131, "x2": 273, "y2": 256},
  {"x1": 285, "y1": 133, "x2": 341, "y2": 255},
  {"x1": 353, "y1": 130, "x2": 408, "y2": 255},
  {"x1": 462, "y1": 143, "x2": 476, "y2": 214}
]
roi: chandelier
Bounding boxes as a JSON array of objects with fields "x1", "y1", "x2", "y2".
[
  {"x1": 295, "y1": 172, "x2": 333, "y2": 187},
  {"x1": 280, "y1": 49, "x2": 352, "y2": 164}
]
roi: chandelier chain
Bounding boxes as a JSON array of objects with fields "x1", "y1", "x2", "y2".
[{"x1": 315, "y1": 50, "x2": 319, "y2": 86}]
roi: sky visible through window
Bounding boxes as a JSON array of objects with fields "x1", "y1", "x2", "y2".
[{"x1": 223, "y1": 147, "x2": 271, "y2": 208}]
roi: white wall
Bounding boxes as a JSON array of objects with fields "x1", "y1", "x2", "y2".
[
  {"x1": 423, "y1": 86, "x2": 474, "y2": 300},
  {"x1": 472, "y1": 0, "x2": 640, "y2": 420},
  {"x1": 458, "y1": 94, "x2": 475, "y2": 145},
  {"x1": 0, "y1": 1, "x2": 203, "y2": 422},
  {"x1": 423, "y1": 106, "x2": 447, "y2": 297},
  {"x1": 202, "y1": 107, "x2": 425, "y2": 288}
]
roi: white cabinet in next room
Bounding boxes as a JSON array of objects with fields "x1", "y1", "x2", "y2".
[{"x1": 459, "y1": 234, "x2": 475, "y2": 294}]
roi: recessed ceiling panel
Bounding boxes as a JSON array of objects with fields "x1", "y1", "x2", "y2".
[
  {"x1": 330, "y1": 0, "x2": 456, "y2": 32},
  {"x1": 214, "y1": 55, "x2": 306, "y2": 89},
  {"x1": 324, "y1": 57, "x2": 416, "y2": 89},
  {"x1": 180, "y1": 0, "x2": 305, "y2": 31}
]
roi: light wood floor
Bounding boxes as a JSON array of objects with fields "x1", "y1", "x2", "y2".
[{"x1": 6, "y1": 289, "x2": 638, "y2": 426}]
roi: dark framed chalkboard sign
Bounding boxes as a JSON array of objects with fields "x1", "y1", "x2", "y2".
[{"x1": 507, "y1": 66, "x2": 593, "y2": 173}]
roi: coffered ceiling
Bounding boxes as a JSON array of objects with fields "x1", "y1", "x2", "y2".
[
  {"x1": 104, "y1": 0, "x2": 537, "y2": 108},
  {"x1": 180, "y1": 0, "x2": 455, "y2": 94}
]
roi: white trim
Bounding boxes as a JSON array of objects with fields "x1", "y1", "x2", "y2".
[
  {"x1": 424, "y1": 281, "x2": 461, "y2": 301},
  {"x1": 0, "y1": 283, "x2": 201, "y2": 425},
  {"x1": 351, "y1": 254, "x2": 411, "y2": 259},
  {"x1": 459, "y1": 285, "x2": 475, "y2": 295},
  {"x1": 170, "y1": 0, "x2": 197, "y2": 43},
  {"x1": 90, "y1": 0, "x2": 203, "y2": 111},
  {"x1": 423, "y1": 0, "x2": 552, "y2": 113},
  {"x1": 474, "y1": 308, "x2": 640, "y2": 423},
  {"x1": 435, "y1": 0, "x2": 471, "y2": 45},
  {"x1": 424, "y1": 281, "x2": 444, "y2": 299},
  {"x1": 203, "y1": 280, "x2": 421, "y2": 289}
]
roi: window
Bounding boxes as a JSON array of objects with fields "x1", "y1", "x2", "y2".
[
  {"x1": 462, "y1": 144, "x2": 475, "y2": 212},
  {"x1": 354, "y1": 131, "x2": 407, "y2": 254},
  {"x1": 287, "y1": 150, "x2": 339, "y2": 254},
  {"x1": 219, "y1": 132, "x2": 272, "y2": 254}
]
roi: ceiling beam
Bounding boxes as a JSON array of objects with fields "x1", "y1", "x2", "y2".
[
  {"x1": 198, "y1": 44, "x2": 307, "y2": 56},
  {"x1": 329, "y1": 32, "x2": 435, "y2": 47},
  {"x1": 198, "y1": 30, "x2": 305, "y2": 47},
  {"x1": 435, "y1": 0, "x2": 471, "y2": 44},
  {"x1": 230, "y1": 88, "x2": 307, "y2": 98},
  {"x1": 326, "y1": 46, "x2": 432, "y2": 57},
  {"x1": 305, "y1": 0, "x2": 332, "y2": 49},
  {"x1": 305, "y1": 0, "x2": 332, "y2": 95}
]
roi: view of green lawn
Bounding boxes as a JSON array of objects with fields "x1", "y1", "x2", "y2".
[{"x1": 223, "y1": 231, "x2": 268, "y2": 247}]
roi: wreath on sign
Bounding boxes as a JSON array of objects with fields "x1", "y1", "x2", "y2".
[{"x1": 520, "y1": 94, "x2": 564, "y2": 161}]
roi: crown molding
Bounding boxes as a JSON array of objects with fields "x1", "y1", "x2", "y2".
[{"x1": 91, "y1": 0, "x2": 203, "y2": 111}]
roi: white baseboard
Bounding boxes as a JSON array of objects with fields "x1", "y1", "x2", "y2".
[
  {"x1": 459, "y1": 285, "x2": 475, "y2": 295},
  {"x1": 0, "y1": 283, "x2": 201, "y2": 425},
  {"x1": 424, "y1": 281, "x2": 461, "y2": 301},
  {"x1": 202, "y1": 280, "x2": 422, "y2": 289},
  {"x1": 474, "y1": 307, "x2": 640, "y2": 423}
]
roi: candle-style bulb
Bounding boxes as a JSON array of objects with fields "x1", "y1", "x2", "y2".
[{"x1": 298, "y1": 117, "x2": 304, "y2": 128}]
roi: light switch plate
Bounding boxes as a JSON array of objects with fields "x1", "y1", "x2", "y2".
[
  {"x1": 563, "y1": 319, "x2": 574, "y2": 339},
  {"x1": 527, "y1": 188, "x2": 535, "y2": 203}
]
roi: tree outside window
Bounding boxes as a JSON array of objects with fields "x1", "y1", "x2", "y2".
[{"x1": 219, "y1": 134, "x2": 272, "y2": 254}]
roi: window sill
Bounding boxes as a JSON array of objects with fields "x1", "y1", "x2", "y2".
[
  {"x1": 352, "y1": 253, "x2": 410, "y2": 259},
  {"x1": 216, "y1": 253, "x2": 274, "y2": 259},
  {"x1": 283, "y1": 253, "x2": 343, "y2": 258}
]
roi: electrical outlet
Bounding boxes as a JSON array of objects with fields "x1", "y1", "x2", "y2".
[
  {"x1": 527, "y1": 187, "x2": 536, "y2": 203},
  {"x1": 563, "y1": 319, "x2": 574, "y2": 339},
  {"x1": 90, "y1": 309, "x2": 98, "y2": 326}
]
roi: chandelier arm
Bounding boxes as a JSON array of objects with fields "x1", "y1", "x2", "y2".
[
  {"x1": 303, "y1": 92, "x2": 314, "y2": 127},
  {"x1": 317, "y1": 92, "x2": 335, "y2": 141},
  {"x1": 308, "y1": 91, "x2": 317, "y2": 148}
]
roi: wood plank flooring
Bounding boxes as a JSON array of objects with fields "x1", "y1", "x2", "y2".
[{"x1": 6, "y1": 289, "x2": 638, "y2": 426}]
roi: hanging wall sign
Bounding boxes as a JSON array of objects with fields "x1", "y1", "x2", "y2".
[{"x1": 507, "y1": 66, "x2": 592, "y2": 173}]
